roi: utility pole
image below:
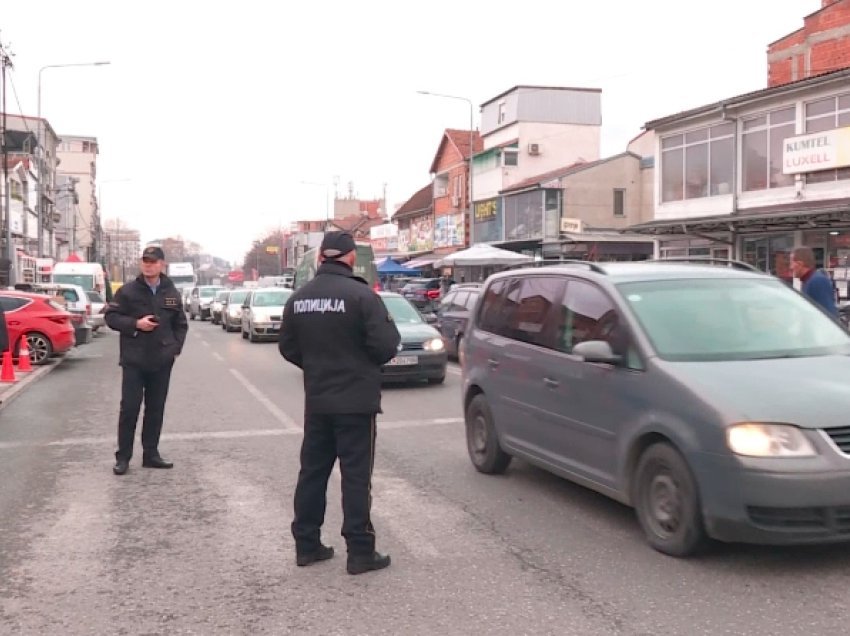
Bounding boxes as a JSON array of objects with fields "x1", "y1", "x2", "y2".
[{"x1": 1, "y1": 39, "x2": 15, "y2": 286}]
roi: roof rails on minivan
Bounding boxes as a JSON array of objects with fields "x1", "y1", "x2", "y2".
[
  {"x1": 642, "y1": 257, "x2": 761, "y2": 272},
  {"x1": 503, "y1": 259, "x2": 608, "y2": 274}
]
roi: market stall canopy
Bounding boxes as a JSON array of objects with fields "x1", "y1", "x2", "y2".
[
  {"x1": 377, "y1": 257, "x2": 415, "y2": 276},
  {"x1": 435, "y1": 244, "x2": 534, "y2": 267}
]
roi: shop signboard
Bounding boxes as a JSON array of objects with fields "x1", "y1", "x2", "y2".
[
  {"x1": 783, "y1": 126, "x2": 850, "y2": 174},
  {"x1": 434, "y1": 214, "x2": 465, "y2": 248},
  {"x1": 397, "y1": 228, "x2": 410, "y2": 253},
  {"x1": 408, "y1": 214, "x2": 434, "y2": 252},
  {"x1": 473, "y1": 198, "x2": 503, "y2": 243}
]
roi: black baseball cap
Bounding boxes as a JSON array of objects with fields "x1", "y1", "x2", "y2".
[
  {"x1": 320, "y1": 231, "x2": 356, "y2": 260},
  {"x1": 142, "y1": 246, "x2": 165, "y2": 261}
]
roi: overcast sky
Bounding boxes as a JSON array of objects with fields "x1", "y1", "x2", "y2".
[{"x1": 2, "y1": 0, "x2": 815, "y2": 265}]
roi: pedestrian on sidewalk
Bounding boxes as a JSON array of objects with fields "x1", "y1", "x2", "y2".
[
  {"x1": 791, "y1": 247, "x2": 839, "y2": 319},
  {"x1": 105, "y1": 246, "x2": 188, "y2": 475},
  {"x1": 279, "y1": 231, "x2": 401, "y2": 575}
]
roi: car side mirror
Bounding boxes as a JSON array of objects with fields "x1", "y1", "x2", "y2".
[{"x1": 572, "y1": 340, "x2": 622, "y2": 365}]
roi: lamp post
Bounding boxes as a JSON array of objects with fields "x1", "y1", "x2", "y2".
[
  {"x1": 37, "y1": 61, "x2": 110, "y2": 260},
  {"x1": 417, "y1": 91, "x2": 476, "y2": 246}
]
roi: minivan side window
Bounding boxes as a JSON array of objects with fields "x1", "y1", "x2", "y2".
[
  {"x1": 507, "y1": 277, "x2": 566, "y2": 347},
  {"x1": 477, "y1": 279, "x2": 508, "y2": 333},
  {"x1": 558, "y1": 280, "x2": 642, "y2": 369}
]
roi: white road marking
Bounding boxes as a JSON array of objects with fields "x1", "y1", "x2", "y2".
[
  {"x1": 229, "y1": 368, "x2": 299, "y2": 431},
  {"x1": 212, "y1": 352, "x2": 224, "y2": 362},
  {"x1": 0, "y1": 418, "x2": 460, "y2": 450},
  {"x1": 201, "y1": 340, "x2": 210, "y2": 348}
]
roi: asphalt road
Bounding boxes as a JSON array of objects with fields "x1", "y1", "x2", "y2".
[{"x1": 1, "y1": 319, "x2": 849, "y2": 635}]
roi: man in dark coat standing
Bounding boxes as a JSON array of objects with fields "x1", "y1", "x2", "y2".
[
  {"x1": 105, "y1": 246, "x2": 188, "y2": 475},
  {"x1": 279, "y1": 231, "x2": 400, "y2": 575}
]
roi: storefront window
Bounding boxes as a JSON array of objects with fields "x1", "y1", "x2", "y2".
[
  {"x1": 742, "y1": 235, "x2": 794, "y2": 284},
  {"x1": 544, "y1": 189, "x2": 560, "y2": 240},
  {"x1": 661, "y1": 123, "x2": 734, "y2": 202},
  {"x1": 504, "y1": 191, "x2": 543, "y2": 241},
  {"x1": 742, "y1": 107, "x2": 796, "y2": 191},
  {"x1": 473, "y1": 198, "x2": 503, "y2": 244},
  {"x1": 805, "y1": 93, "x2": 850, "y2": 184}
]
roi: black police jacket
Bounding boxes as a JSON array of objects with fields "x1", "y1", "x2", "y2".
[
  {"x1": 105, "y1": 274, "x2": 188, "y2": 370},
  {"x1": 279, "y1": 261, "x2": 401, "y2": 414}
]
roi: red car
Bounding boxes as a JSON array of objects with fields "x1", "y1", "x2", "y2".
[{"x1": 0, "y1": 291, "x2": 76, "y2": 365}]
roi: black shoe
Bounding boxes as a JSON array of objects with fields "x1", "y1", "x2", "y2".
[
  {"x1": 113, "y1": 459, "x2": 129, "y2": 475},
  {"x1": 296, "y1": 544, "x2": 335, "y2": 567},
  {"x1": 347, "y1": 551, "x2": 391, "y2": 575},
  {"x1": 142, "y1": 456, "x2": 173, "y2": 469}
]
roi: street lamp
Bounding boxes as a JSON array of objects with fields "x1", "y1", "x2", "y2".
[
  {"x1": 417, "y1": 90, "x2": 476, "y2": 245},
  {"x1": 36, "y1": 61, "x2": 110, "y2": 260}
]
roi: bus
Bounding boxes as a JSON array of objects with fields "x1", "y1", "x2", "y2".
[{"x1": 294, "y1": 243, "x2": 379, "y2": 291}]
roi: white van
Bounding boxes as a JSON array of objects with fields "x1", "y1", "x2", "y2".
[{"x1": 53, "y1": 262, "x2": 106, "y2": 294}]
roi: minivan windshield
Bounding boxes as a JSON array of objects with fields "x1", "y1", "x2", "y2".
[
  {"x1": 618, "y1": 278, "x2": 850, "y2": 362},
  {"x1": 382, "y1": 296, "x2": 424, "y2": 324},
  {"x1": 54, "y1": 274, "x2": 95, "y2": 290},
  {"x1": 228, "y1": 290, "x2": 249, "y2": 304},
  {"x1": 200, "y1": 287, "x2": 223, "y2": 298}
]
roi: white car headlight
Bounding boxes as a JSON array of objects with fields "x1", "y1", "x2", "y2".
[
  {"x1": 726, "y1": 423, "x2": 816, "y2": 458},
  {"x1": 424, "y1": 338, "x2": 445, "y2": 352},
  {"x1": 253, "y1": 312, "x2": 269, "y2": 323}
]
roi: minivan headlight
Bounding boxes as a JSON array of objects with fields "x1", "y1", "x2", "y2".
[
  {"x1": 726, "y1": 423, "x2": 816, "y2": 457},
  {"x1": 424, "y1": 338, "x2": 445, "y2": 352}
]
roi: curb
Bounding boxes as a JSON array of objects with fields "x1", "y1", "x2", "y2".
[{"x1": 0, "y1": 355, "x2": 68, "y2": 413}]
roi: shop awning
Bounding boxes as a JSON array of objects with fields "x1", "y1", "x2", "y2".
[
  {"x1": 403, "y1": 255, "x2": 440, "y2": 269},
  {"x1": 627, "y1": 199, "x2": 850, "y2": 237}
]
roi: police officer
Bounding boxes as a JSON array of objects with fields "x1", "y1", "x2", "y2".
[
  {"x1": 105, "y1": 246, "x2": 188, "y2": 475},
  {"x1": 279, "y1": 231, "x2": 400, "y2": 575}
]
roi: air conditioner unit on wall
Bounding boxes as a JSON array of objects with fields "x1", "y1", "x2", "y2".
[{"x1": 528, "y1": 143, "x2": 541, "y2": 155}]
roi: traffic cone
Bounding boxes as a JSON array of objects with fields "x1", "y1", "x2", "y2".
[
  {"x1": 16, "y1": 335, "x2": 32, "y2": 372},
  {"x1": 1, "y1": 350, "x2": 16, "y2": 383}
]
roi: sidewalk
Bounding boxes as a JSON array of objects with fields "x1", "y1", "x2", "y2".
[{"x1": 0, "y1": 355, "x2": 68, "y2": 412}]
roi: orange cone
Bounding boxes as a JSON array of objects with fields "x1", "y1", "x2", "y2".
[
  {"x1": 1, "y1": 350, "x2": 16, "y2": 383},
  {"x1": 16, "y1": 335, "x2": 32, "y2": 372}
]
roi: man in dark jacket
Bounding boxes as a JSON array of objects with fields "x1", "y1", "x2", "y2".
[
  {"x1": 279, "y1": 231, "x2": 400, "y2": 575},
  {"x1": 105, "y1": 246, "x2": 188, "y2": 475},
  {"x1": 791, "y1": 247, "x2": 839, "y2": 318}
]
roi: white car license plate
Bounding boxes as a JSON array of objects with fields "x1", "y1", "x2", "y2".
[{"x1": 387, "y1": 355, "x2": 418, "y2": 366}]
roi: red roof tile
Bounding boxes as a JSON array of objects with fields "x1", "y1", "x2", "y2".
[
  {"x1": 392, "y1": 184, "x2": 433, "y2": 220},
  {"x1": 430, "y1": 129, "x2": 483, "y2": 174}
]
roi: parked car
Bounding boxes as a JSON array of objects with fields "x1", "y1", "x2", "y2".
[
  {"x1": 210, "y1": 290, "x2": 228, "y2": 325},
  {"x1": 86, "y1": 290, "x2": 107, "y2": 332},
  {"x1": 15, "y1": 282, "x2": 93, "y2": 346},
  {"x1": 221, "y1": 289, "x2": 250, "y2": 332},
  {"x1": 189, "y1": 285, "x2": 225, "y2": 321},
  {"x1": 379, "y1": 292, "x2": 447, "y2": 384},
  {"x1": 241, "y1": 287, "x2": 292, "y2": 342},
  {"x1": 435, "y1": 284, "x2": 482, "y2": 361},
  {"x1": 463, "y1": 260, "x2": 850, "y2": 557},
  {"x1": 0, "y1": 291, "x2": 76, "y2": 364},
  {"x1": 401, "y1": 278, "x2": 442, "y2": 311}
]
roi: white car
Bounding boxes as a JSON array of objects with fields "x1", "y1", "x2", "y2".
[
  {"x1": 241, "y1": 287, "x2": 292, "y2": 342},
  {"x1": 85, "y1": 290, "x2": 107, "y2": 331}
]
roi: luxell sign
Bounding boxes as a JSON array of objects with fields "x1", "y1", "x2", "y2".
[{"x1": 783, "y1": 126, "x2": 850, "y2": 174}]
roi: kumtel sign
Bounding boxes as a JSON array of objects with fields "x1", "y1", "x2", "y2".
[{"x1": 783, "y1": 126, "x2": 850, "y2": 175}]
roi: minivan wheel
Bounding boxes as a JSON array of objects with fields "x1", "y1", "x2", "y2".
[
  {"x1": 633, "y1": 443, "x2": 708, "y2": 557},
  {"x1": 465, "y1": 395, "x2": 511, "y2": 474}
]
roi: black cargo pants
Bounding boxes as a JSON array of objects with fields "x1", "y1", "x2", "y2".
[
  {"x1": 116, "y1": 361, "x2": 174, "y2": 462},
  {"x1": 292, "y1": 413, "x2": 376, "y2": 556}
]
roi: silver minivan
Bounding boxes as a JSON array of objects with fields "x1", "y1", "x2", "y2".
[
  {"x1": 462, "y1": 260, "x2": 850, "y2": 556},
  {"x1": 241, "y1": 287, "x2": 292, "y2": 342}
]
